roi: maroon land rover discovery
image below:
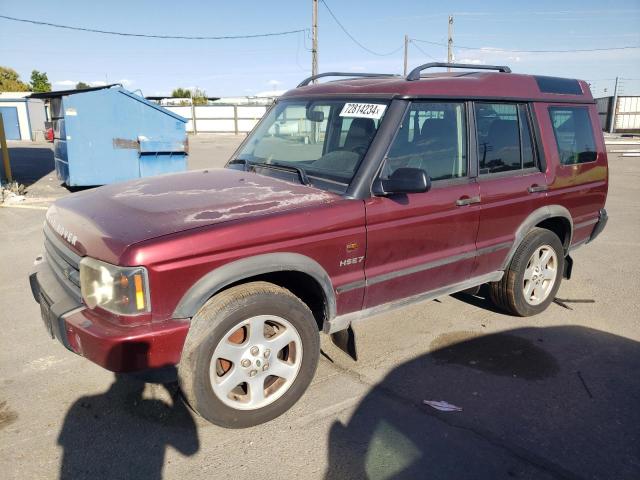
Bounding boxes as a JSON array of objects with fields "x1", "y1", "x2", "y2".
[{"x1": 30, "y1": 63, "x2": 608, "y2": 428}]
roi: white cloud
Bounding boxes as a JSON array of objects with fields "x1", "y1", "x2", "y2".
[
  {"x1": 53, "y1": 78, "x2": 134, "y2": 89},
  {"x1": 255, "y1": 89, "x2": 286, "y2": 97},
  {"x1": 457, "y1": 58, "x2": 485, "y2": 65},
  {"x1": 268, "y1": 79, "x2": 282, "y2": 87},
  {"x1": 54, "y1": 80, "x2": 77, "y2": 87}
]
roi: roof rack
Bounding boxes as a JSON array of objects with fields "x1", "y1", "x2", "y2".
[
  {"x1": 297, "y1": 72, "x2": 398, "y2": 87},
  {"x1": 296, "y1": 63, "x2": 511, "y2": 88},
  {"x1": 406, "y1": 62, "x2": 511, "y2": 81}
]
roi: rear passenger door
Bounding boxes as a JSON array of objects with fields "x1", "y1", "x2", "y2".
[
  {"x1": 473, "y1": 102, "x2": 549, "y2": 276},
  {"x1": 364, "y1": 101, "x2": 480, "y2": 308}
]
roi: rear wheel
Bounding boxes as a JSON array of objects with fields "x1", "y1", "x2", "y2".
[
  {"x1": 490, "y1": 228, "x2": 564, "y2": 316},
  {"x1": 178, "y1": 282, "x2": 320, "y2": 428}
]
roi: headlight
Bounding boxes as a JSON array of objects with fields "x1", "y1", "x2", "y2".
[{"x1": 79, "y1": 257, "x2": 150, "y2": 315}]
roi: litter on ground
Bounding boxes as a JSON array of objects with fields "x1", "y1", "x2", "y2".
[{"x1": 423, "y1": 400, "x2": 463, "y2": 412}]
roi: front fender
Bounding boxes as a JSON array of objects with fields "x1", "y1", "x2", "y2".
[{"x1": 172, "y1": 252, "x2": 336, "y2": 320}]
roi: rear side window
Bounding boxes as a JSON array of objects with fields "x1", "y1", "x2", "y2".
[
  {"x1": 383, "y1": 101, "x2": 467, "y2": 181},
  {"x1": 549, "y1": 107, "x2": 597, "y2": 165},
  {"x1": 475, "y1": 103, "x2": 537, "y2": 174}
]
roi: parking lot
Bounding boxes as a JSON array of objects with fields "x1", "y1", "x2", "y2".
[{"x1": 1, "y1": 137, "x2": 639, "y2": 479}]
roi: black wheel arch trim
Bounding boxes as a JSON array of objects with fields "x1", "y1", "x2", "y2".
[
  {"x1": 172, "y1": 252, "x2": 337, "y2": 322},
  {"x1": 500, "y1": 205, "x2": 573, "y2": 270}
]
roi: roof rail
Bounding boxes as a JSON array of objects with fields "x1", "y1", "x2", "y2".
[
  {"x1": 406, "y1": 62, "x2": 511, "y2": 81},
  {"x1": 297, "y1": 72, "x2": 398, "y2": 87}
]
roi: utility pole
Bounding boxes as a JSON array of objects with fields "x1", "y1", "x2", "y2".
[
  {"x1": 312, "y1": 0, "x2": 318, "y2": 80},
  {"x1": 403, "y1": 34, "x2": 409, "y2": 76},
  {"x1": 190, "y1": 88, "x2": 198, "y2": 136},
  {"x1": 0, "y1": 115, "x2": 12, "y2": 183},
  {"x1": 447, "y1": 15, "x2": 454, "y2": 71},
  {"x1": 609, "y1": 76, "x2": 619, "y2": 134}
]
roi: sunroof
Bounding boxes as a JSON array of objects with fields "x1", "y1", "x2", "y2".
[{"x1": 535, "y1": 76, "x2": 582, "y2": 95}]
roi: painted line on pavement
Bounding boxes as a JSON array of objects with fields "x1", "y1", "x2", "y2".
[{"x1": 0, "y1": 204, "x2": 48, "y2": 210}]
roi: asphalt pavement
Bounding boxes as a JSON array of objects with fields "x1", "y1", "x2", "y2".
[{"x1": 0, "y1": 138, "x2": 639, "y2": 480}]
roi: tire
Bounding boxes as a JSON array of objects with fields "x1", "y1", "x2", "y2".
[
  {"x1": 489, "y1": 227, "x2": 564, "y2": 316},
  {"x1": 178, "y1": 281, "x2": 320, "y2": 428}
]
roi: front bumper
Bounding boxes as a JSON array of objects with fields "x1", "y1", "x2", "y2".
[{"x1": 29, "y1": 260, "x2": 189, "y2": 372}]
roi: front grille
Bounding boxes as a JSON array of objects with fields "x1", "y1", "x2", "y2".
[{"x1": 44, "y1": 224, "x2": 81, "y2": 299}]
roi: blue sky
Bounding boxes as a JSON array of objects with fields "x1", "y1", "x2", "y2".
[{"x1": 1, "y1": 0, "x2": 639, "y2": 97}]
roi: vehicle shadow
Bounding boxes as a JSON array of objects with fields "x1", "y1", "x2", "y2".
[
  {"x1": 57, "y1": 349, "x2": 199, "y2": 480},
  {"x1": 451, "y1": 284, "x2": 511, "y2": 315},
  {"x1": 325, "y1": 326, "x2": 640, "y2": 479},
  {"x1": 6, "y1": 147, "x2": 55, "y2": 186}
]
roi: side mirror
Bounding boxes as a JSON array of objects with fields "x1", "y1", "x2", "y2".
[{"x1": 373, "y1": 168, "x2": 431, "y2": 196}]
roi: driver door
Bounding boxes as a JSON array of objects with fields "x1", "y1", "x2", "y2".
[{"x1": 364, "y1": 101, "x2": 480, "y2": 308}]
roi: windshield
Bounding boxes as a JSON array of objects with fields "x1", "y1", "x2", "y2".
[{"x1": 232, "y1": 99, "x2": 389, "y2": 192}]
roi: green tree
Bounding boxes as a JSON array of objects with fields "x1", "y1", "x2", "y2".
[
  {"x1": 0, "y1": 66, "x2": 30, "y2": 92},
  {"x1": 171, "y1": 87, "x2": 208, "y2": 105},
  {"x1": 30, "y1": 70, "x2": 51, "y2": 92},
  {"x1": 192, "y1": 88, "x2": 208, "y2": 105},
  {"x1": 171, "y1": 87, "x2": 192, "y2": 98},
  {"x1": 76, "y1": 82, "x2": 91, "y2": 89}
]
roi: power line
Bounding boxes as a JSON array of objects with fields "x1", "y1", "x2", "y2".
[
  {"x1": 412, "y1": 37, "x2": 640, "y2": 53},
  {"x1": 319, "y1": 0, "x2": 403, "y2": 56},
  {"x1": 410, "y1": 40, "x2": 440, "y2": 61},
  {"x1": 0, "y1": 14, "x2": 306, "y2": 40}
]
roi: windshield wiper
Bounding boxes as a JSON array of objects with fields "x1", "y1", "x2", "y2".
[{"x1": 249, "y1": 162, "x2": 311, "y2": 186}]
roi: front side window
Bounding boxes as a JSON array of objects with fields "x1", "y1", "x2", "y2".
[
  {"x1": 383, "y1": 101, "x2": 467, "y2": 181},
  {"x1": 234, "y1": 99, "x2": 389, "y2": 191},
  {"x1": 549, "y1": 107, "x2": 597, "y2": 165}
]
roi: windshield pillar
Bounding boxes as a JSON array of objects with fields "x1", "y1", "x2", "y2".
[{"x1": 345, "y1": 99, "x2": 410, "y2": 200}]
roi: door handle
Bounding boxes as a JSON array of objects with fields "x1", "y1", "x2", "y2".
[
  {"x1": 528, "y1": 184, "x2": 548, "y2": 193},
  {"x1": 456, "y1": 195, "x2": 481, "y2": 206}
]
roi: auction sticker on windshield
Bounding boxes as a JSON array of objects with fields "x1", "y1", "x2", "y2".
[{"x1": 340, "y1": 103, "x2": 387, "y2": 119}]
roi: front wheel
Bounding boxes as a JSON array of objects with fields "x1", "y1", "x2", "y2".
[
  {"x1": 490, "y1": 228, "x2": 564, "y2": 316},
  {"x1": 178, "y1": 282, "x2": 320, "y2": 428}
]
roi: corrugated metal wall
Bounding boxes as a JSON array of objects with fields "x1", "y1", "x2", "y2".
[
  {"x1": 595, "y1": 96, "x2": 640, "y2": 133},
  {"x1": 595, "y1": 97, "x2": 612, "y2": 131},
  {"x1": 615, "y1": 97, "x2": 640, "y2": 132}
]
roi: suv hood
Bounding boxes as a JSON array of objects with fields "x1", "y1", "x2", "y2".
[{"x1": 47, "y1": 168, "x2": 338, "y2": 262}]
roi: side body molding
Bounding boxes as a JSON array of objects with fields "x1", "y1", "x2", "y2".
[
  {"x1": 172, "y1": 252, "x2": 337, "y2": 320},
  {"x1": 500, "y1": 205, "x2": 573, "y2": 270}
]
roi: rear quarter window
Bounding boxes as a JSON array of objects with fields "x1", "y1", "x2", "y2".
[{"x1": 549, "y1": 107, "x2": 597, "y2": 165}]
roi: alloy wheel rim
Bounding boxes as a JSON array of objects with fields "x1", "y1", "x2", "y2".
[
  {"x1": 522, "y1": 245, "x2": 557, "y2": 306},
  {"x1": 209, "y1": 315, "x2": 303, "y2": 410}
]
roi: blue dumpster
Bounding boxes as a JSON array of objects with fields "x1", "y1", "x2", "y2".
[{"x1": 31, "y1": 85, "x2": 188, "y2": 186}]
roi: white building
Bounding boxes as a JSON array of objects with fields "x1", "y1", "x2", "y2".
[{"x1": 0, "y1": 92, "x2": 47, "y2": 141}]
